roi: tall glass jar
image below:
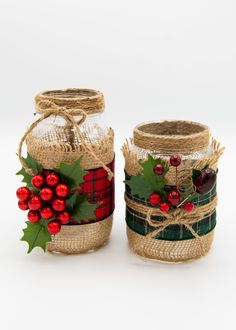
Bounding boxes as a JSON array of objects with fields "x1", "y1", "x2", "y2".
[
  {"x1": 19, "y1": 88, "x2": 114, "y2": 254},
  {"x1": 123, "y1": 120, "x2": 223, "y2": 262}
]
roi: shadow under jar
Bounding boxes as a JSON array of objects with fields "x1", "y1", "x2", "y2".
[
  {"x1": 122, "y1": 120, "x2": 224, "y2": 262},
  {"x1": 26, "y1": 89, "x2": 115, "y2": 254}
]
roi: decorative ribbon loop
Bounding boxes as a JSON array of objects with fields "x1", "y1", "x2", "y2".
[{"x1": 18, "y1": 100, "x2": 113, "y2": 180}]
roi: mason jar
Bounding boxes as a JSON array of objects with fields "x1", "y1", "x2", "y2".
[
  {"x1": 22, "y1": 88, "x2": 114, "y2": 254},
  {"x1": 123, "y1": 120, "x2": 223, "y2": 262}
]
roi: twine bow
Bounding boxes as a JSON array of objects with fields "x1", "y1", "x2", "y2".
[
  {"x1": 18, "y1": 100, "x2": 113, "y2": 180},
  {"x1": 125, "y1": 194, "x2": 217, "y2": 255}
]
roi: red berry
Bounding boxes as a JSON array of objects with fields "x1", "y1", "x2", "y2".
[
  {"x1": 55, "y1": 183, "x2": 69, "y2": 198},
  {"x1": 153, "y1": 164, "x2": 164, "y2": 175},
  {"x1": 40, "y1": 206, "x2": 54, "y2": 220},
  {"x1": 40, "y1": 187, "x2": 54, "y2": 201},
  {"x1": 31, "y1": 174, "x2": 44, "y2": 188},
  {"x1": 58, "y1": 210, "x2": 71, "y2": 224},
  {"x1": 43, "y1": 170, "x2": 50, "y2": 176},
  {"x1": 27, "y1": 210, "x2": 40, "y2": 223},
  {"x1": 159, "y1": 202, "x2": 170, "y2": 212},
  {"x1": 46, "y1": 173, "x2": 60, "y2": 187},
  {"x1": 167, "y1": 190, "x2": 181, "y2": 206},
  {"x1": 47, "y1": 220, "x2": 61, "y2": 235},
  {"x1": 183, "y1": 201, "x2": 195, "y2": 212},
  {"x1": 16, "y1": 186, "x2": 31, "y2": 201},
  {"x1": 148, "y1": 193, "x2": 161, "y2": 206},
  {"x1": 28, "y1": 195, "x2": 42, "y2": 210},
  {"x1": 18, "y1": 200, "x2": 29, "y2": 210},
  {"x1": 170, "y1": 155, "x2": 181, "y2": 167},
  {"x1": 52, "y1": 198, "x2": 66, "y2": 212}
]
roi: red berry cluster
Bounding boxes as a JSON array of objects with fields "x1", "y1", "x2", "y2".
[
  {"x1": 149, "y1": 154, "x2": 194, "y2": 213},
  {"x1": 16, "y1": 171, "x2": 71, "y2": 235}
]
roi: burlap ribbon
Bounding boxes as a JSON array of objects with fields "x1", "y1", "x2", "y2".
[
  {"x1": 18, "y1": 100, "x2": 114, "y2": 180},
  {"x1": 125, "y1": 194, "x2": 217, "y2": 254}
]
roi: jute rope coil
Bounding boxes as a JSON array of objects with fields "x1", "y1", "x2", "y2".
[{"x1": 133, "y1": 121, "x2": 210, "y2": 153}]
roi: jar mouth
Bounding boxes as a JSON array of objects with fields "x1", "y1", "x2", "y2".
[
  {"x1": 133, "y1": 120, "x2": 210, "y2": 153},
  {"x1": 35, "y1": 88, "x2": 104, "y2": 115}
]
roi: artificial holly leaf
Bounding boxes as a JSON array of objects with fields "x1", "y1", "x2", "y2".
[
  {"x1": 125, "y1": 154, "x2": 169, "y2": 200},
  {"x1": 66, "y1": 191, "x2": 79, "y2": 209},
  {"x1": 16, "y1": 167, "x2": 33, "y2": 188},
  {"x1": 55, "y1": 157, "x2": 87, "y2": 189},
  {"x1": 141, "y1": 154, "x2": 169, "y2": 177},
  {"x1": 21, "y1": 221, "x2": 51, "y2": 253},
  {"x1": 71, "y1": 193, "x2": 98, "y2": 224},
  {"x1": 21, "y1": 153, "x2": 42, "y2": 174}
]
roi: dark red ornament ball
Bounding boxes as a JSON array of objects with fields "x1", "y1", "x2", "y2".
[
  {"x1": 153, "y1": 164, "x2": 164, "y2": 175},
  {"x1": 27, "y1": 210, "x2": 40, "y2": 223},
  {"x1": 58, "y1": 210, "x2": 71, "y2": 224},
  {"x1": 52, "y1": 198, "x2": 66, "y2": 212},
  {"x1": 170, "y1": 155, "x2": 181, "y2": 167},
  {"x1": 46, "y1": 172, "x2": 60, "y2": 187},
  {"x1": 47, "y1": 220, "x2": 61, "y2": 235},
  {"x1": 55, "y1": 183, "x2": 69, "y2": 198},
  {"x1": 159, "y1": 202, "x2": 170, "y2": 213},
  {"x1": 31, "y1": 174, "x2": 44, "y2": 188},
  {"x1": 167, "y1": 190, "x2": 181, "y2": 206},
  {"x1": 18, "y1": 200, "x2": 29, "y2": 210},
  {"x1": 183, "y1": 201, "x2": 195, "y2": 212},
  {"x1": 40, "y1": 206, "x2": 54, "y2": 220},
  {"x1": 40, "y1": 187, "x2": 54, "y2": 201},
  {"x1": 148, "y1": 193, "x2": 161, "y2": 206},
  {"x1": 28, "y1": 195, "x2": 42, "y2": 210},
  {"x1": 16, "y1": 186, "x2": 31, "y2": 201}
]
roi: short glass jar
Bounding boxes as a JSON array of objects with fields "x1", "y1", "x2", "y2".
[{"x1": 123, "y1": 120, "x2": 223, "y2": 262}]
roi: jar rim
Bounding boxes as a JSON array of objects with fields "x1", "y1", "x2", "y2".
[
  {"x1": 133, "y1": 120, "x2": 210, "y2": 153},
  {"x1": 35, "y1": 88, "x2": 104, "y2": 115}
]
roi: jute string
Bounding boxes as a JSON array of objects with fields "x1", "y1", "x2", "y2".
[
  {"x1": 18, "y1": 100, "x2": 113, "y2": 180},
  {"x1": 133, "y1": 121, "x2": 210, "y2": 153},
  {"x1": 125, "y1": 194, "x2": 217, "y2": 255}
]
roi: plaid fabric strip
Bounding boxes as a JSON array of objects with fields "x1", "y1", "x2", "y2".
[
  {"x1": 125, "y1": 171, "x2": 217, "y2": 241},
  {"x1": 79, "y1": 158, "x2": 115, "y2": 222}
]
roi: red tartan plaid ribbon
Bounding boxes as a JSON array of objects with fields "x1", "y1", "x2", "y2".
[{"x1": 79, "y1": 157, "x2": 115, "y2": 222}]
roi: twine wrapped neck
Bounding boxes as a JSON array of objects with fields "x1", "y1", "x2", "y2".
[
  {"x1": 133, "y1": 120, "x2": 210, "y2": 153},
  {"x1": 35, "y1": 88, "x2": 105, "y2": 115},
  {"x1": 18, "y1": 100, "x2": 113, "y2": 180}
]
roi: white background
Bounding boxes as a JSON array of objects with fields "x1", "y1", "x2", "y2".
[{"x1": 0, "y1": 1, "x2": 236, "y2": 329}]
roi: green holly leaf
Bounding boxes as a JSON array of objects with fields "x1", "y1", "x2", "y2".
[
  {"x1": 16, "y1": 167, "x2": 33, "y2": 188},
  {"x1": 55, "y1": 157, "x2": 87, "y2": 189},
  {"x1": 71, "y1": 193, "x2": 97, "y2": 224},
  {"x1": 16, "y1": 153, "x2": 42, "y2": 188},
  {"x1": 125, "y1": 154, "x2": 169, "y2": 200},
  {"x1": 21, "y1": 221, "x2": 51, "y2": 253},
  {"x1": 66, "y1": 191, "x2": 79, "y2": 209}
]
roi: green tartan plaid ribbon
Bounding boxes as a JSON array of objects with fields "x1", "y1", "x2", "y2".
[{"x1": 125, "y1": 172, "x2": 217, "y2": 241}]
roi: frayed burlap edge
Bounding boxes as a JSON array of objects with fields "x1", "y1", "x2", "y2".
[
  {"x1": 127, "y1": 226, "x2": 214, "y2": 262},
  {"x1": 46, "y1": 214, "x2": 113, "y2": 254},
  {"x1": 26, "y1": 128, "x2": 114, "y2": 170},
  {"x1": 122, "y1": 137, "x2": 224, "y2": 186}
]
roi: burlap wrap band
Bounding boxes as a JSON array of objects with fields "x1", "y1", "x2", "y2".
[
  {"x1": 46, "y1": 215, "x2": 113, "y2": 254},
  {"x1": 133, "y1": 120, "x2": 210, "y2": 153},
  {"x1": 35, "y1": 88, "x2": 105, "y2": 115},
  {"x1": 18, "y1": 88, "x2": 114, "y2": 254}
]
